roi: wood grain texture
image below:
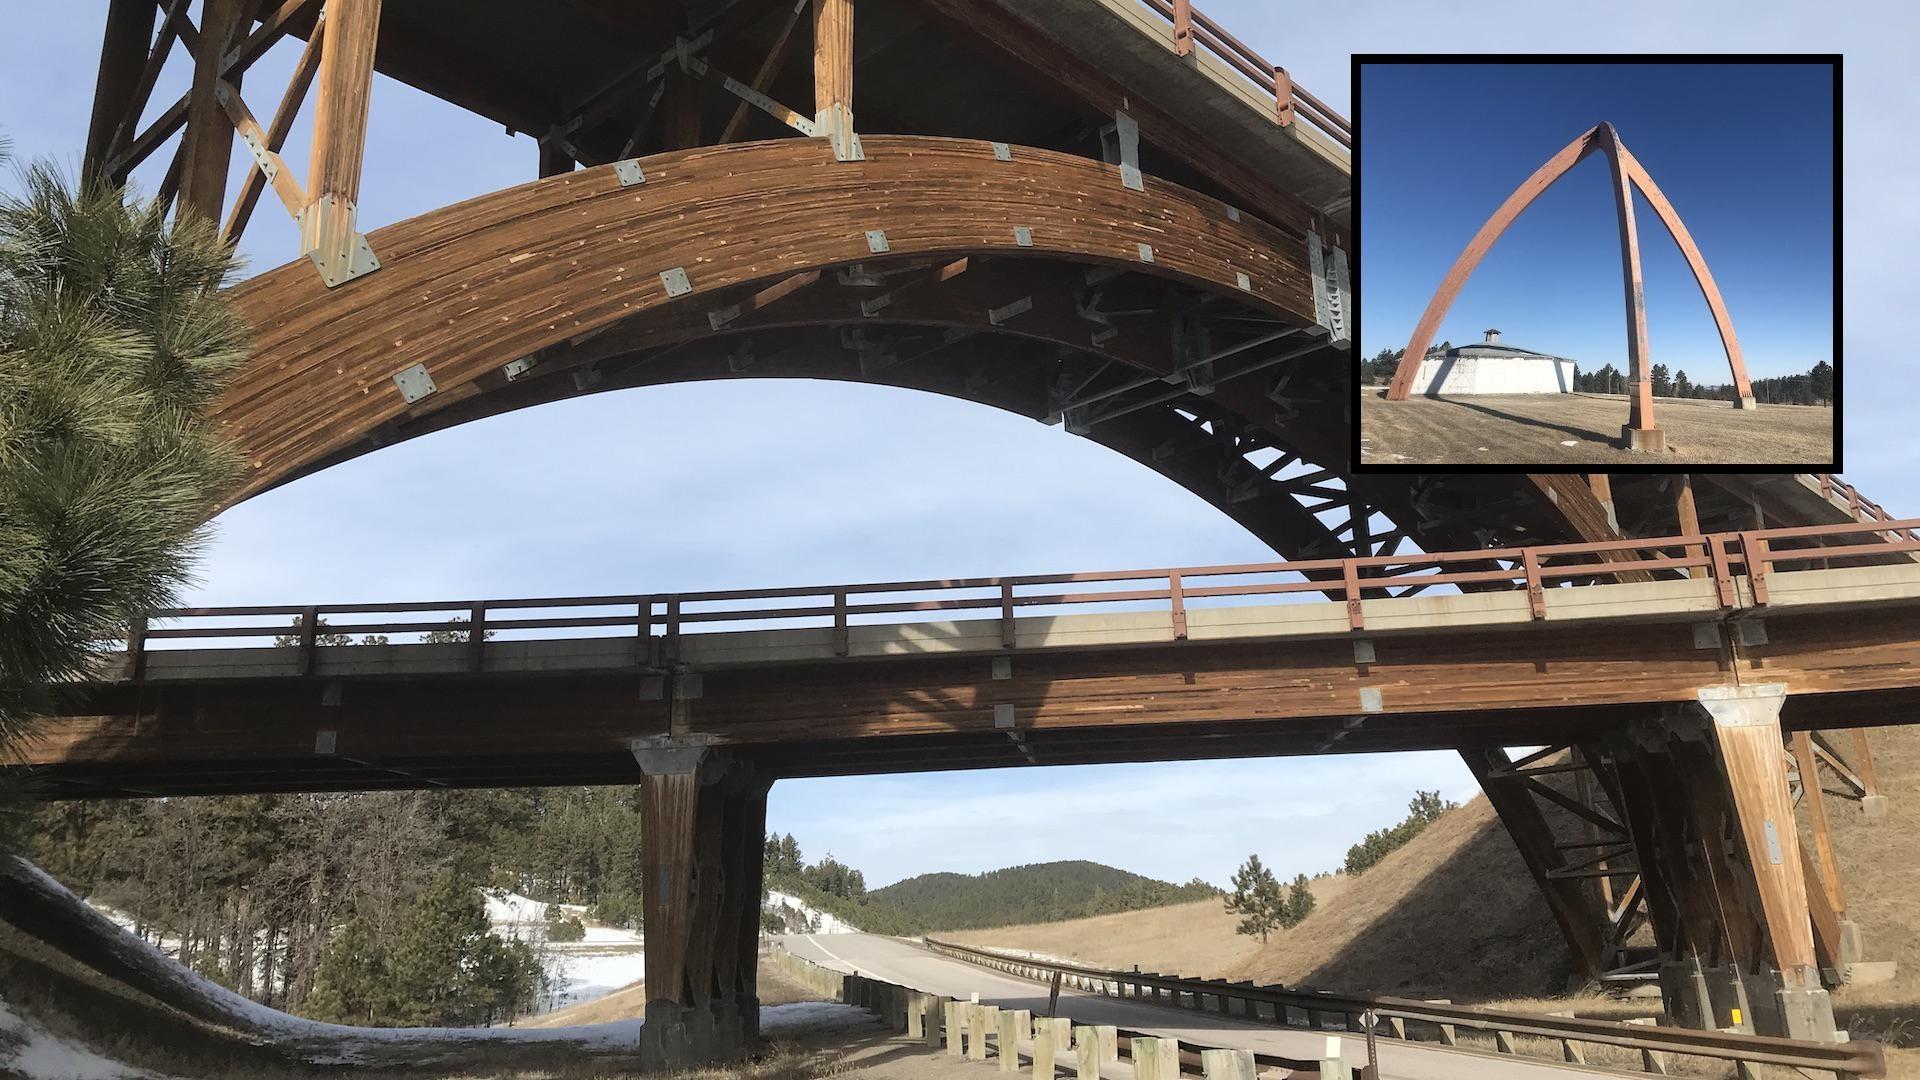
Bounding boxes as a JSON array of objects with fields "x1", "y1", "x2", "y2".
[{"x1": 219, "y1": 135, "x2": 1311, "y2": 503}]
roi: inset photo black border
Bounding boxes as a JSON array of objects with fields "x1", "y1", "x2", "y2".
[{"x1": 1348, "y1": 53, "x2": 1842, "y2": 475}]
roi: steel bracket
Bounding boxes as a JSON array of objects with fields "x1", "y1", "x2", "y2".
[{"x1": 392, "y1": 363, "x2": 437, "y2": 403}]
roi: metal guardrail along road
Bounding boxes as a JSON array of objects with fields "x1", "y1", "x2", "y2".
[{"x1": 923, "y1": 938, "x2": 1887, "y2": 1078}]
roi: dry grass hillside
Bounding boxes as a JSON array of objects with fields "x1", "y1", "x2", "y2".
[
  {"x1": 956, "y1": 725, "x2": 1920, "y2": 1027},
  {"x1": 952, "y1": 797, "x2": 1568, "y2": 999},
  {"x1": 948, "y1": 875, "x2": 1352, "y2": 976}
]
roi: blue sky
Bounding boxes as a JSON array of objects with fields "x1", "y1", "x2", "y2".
[
  {"x1": 3, "y1": 3, "x2": 1909, "y2": 890},
  {"x1": 1360, "y1": 61, "x2": 1833, "y2": 381}
]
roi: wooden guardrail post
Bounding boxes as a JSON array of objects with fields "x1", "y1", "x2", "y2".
[
  {"x1": 1033, "y1": 1017, "x2": 1072, "y2": 1079},
  {"x1": 1201, "y1": 1048, "x2": 1255, "y2": 1080},
  {"x1": 945, "y1": 1001, "x2": 964, "y2": 1057},
  {"x1": 999, "y1": 1008, "x2": 1031, "y2": 1072},
  {"x1": 1132, "y1": 1037, "x2": 1180, "y2": 1080},
  {"x1": 1319, "y1": 1035, "x2": 1353, "y2": 1079},
  {"x1": 1072, "y1": 1026, "x2": 1106, "y2": 1080},
  {"x1": 1625, "y1": 1017, "x2": 1669, "y2": 1074},
  {"x1": 972, "y1": 1004, "x2": 999, "y2": 1061},
  {"x1": 1495, "y1": 1028, "x2": 1518, "y2": 1054}
]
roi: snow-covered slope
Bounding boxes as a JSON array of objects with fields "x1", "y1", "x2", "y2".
[
  {"x1": 764, "y1": 890, "x2": 860, "y2": 934},
  {"x1": 482, "y1": 890, "x2": 644, "y2": 1014},
  {"x1": 0, "y1": 998, "x2": 171, "y2": 1080}
]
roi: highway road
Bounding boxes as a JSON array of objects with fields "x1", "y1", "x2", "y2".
[{"x1": 779, "y1": 933, "x2": 1607, "y2": 1080}]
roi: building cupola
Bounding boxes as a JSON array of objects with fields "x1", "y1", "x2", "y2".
[{"x1": 1483, "y1": 328, "x2": 1501, "y2": 344}]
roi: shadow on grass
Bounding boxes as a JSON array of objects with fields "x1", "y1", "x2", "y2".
[{"x1": 1433, "y1": 397, "x2": 1619, "y2": 446}]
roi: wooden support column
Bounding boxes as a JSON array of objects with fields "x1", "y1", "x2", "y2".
[
  {"x1": 176, "y1": 0, "x2": 246, "y2": 225},
  {"x1": 1790, "y1": 732, "x2": 1846, "y2": 917},
  {"x1": 1461, "y1": 746, "x2": 1610, "y2": 978},
  {"x1": 717, "y1": 775, "x2": 772, "y2": 1047},
  {"x1": 1695, "y1": 685, "x2": 1837, "y2": 1041},
  {"x1": 634, "y1": 738, "x2": 761, "y2": 1067},
  {"x1": 83, "y1": 0, "x2": 159, "y2": 184},
  {"x1": 636, "y1": 739, "x2": 710, "y2": 1071},
  {"x1": 812, "y1": 0, "x2": 860, "y2": 160},
  {"x1": 303, "y1": 0, "x2": 382, "y2": 286},
  {"x1": 1597, "y1": 122, "x2": 1660, "y2": 450}
]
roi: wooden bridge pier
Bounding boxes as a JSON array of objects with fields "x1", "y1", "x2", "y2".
[
  {"x1": 633, "y1": 737, "x2": 771, "y2": 1069},
  {"x1": 1475, "y1": 684, "x2": 1857, "y2": 1040}
]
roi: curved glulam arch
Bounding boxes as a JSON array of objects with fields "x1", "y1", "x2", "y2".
[{"x1": 1385, "y1": 123, "x2": 1754, "y2": 411}]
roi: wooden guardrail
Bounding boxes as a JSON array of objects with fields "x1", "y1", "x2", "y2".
[
  {"x1": 923, "y1": 938, "x2": 1887, "y2": 1079},
  {"x1": 1136, "y1": 0, "x2": 1350, "y2": 147},
  {"x1": 116, "y1": 516, "x2": 1920, "y2": 677},
  {"x1": 770, "y1": 941, "x2": 1358, "y2": 1078}
]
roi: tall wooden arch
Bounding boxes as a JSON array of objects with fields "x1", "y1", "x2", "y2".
[{"x1": 1384, "y1": 123, "x2": 1756, "y2": 449}]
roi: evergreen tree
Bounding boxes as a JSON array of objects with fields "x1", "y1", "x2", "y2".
[
  {"x1": 306, "y1": 917, "x2": 390, "y2": 1025},
  {"x1": 0, "y1": 152, "x2": 247, "y2": 767},
  {"x1": 386, "y1": 870, "x2": 542, "y2": 1027},
  {"x1": 1809, "y1": 360, "x2": 1834, "y2": 405},
  {"x1": 1650, "y1": 363, "x2": 1671, "y2": 397},
  {"x1": 1224, "y1": 854, "x2": 1284, "y2": 942},
  {"x1": 1279, "y1": 873, "x2": 1315, "y2": 928},
  {"x1": 1673, "y1": 370, "x2": 1692, "y2": 398},
  {"x1": 1345, "y1": 790, "x2": 1457, "y2": 875}
]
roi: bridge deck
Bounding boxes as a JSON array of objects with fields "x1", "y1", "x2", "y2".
[{"x1": 13, "y1": 521, "x2": 1920, "y2": 796}]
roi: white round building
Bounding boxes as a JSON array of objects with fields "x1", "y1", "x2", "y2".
[{"x1": 1405, "y1": 329, "x2": 1576, "y2": 396}]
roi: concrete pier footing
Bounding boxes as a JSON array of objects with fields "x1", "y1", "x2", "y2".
[
  {"x1": 1863, "y1": 794, "x2": 1890, "y2": 821},
  {"x1": 1622, "y1": 424, "x2": 1667, "y2": 452}
]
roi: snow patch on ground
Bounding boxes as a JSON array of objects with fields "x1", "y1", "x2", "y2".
[
  {"x1": 0, "y1": 999, "x2": 171, "y2": 1080},
  {"x1": 760, "y1": 1002, "x2": 874, "y2": 1034},
  {"x1": 765, "y1": 891, "x2": 860, "y2": 934},
  {"x1": 483, "y1": 890, "x2": 645, "y2": 1015}
]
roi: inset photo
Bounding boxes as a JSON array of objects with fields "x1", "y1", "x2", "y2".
[{"x1": 1353, "y1": 57, "x2": 1838, "y2": 470}]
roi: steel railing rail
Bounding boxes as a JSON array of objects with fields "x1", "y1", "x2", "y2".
[
  {"x1": 1133, "y1": 0, "x2": 1350, "y2": 148},
  {"x1": 113, "y1": 516, "x2": 1920, "y2": 675},
  {"x1": 771, "y1": 942, "x2": 1350, "y2": 1077},
  {"x1": 922, "y1": 938, "x2": 1887, "y2": 1077}
]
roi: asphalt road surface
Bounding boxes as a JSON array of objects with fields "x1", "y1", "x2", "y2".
[{"x1": 780, "y1": 933, "x2": 1608, "y2": 1080}]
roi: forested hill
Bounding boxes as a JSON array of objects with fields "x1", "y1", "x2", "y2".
[{"x1": 871, "y1": 860, "x2": 1220, "y2": 932}]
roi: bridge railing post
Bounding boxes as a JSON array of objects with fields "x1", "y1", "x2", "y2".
[
  {"x1": 1521, "y1": 548, "x2": 1546, "y2": 618},
  {"x1": 298, "y1": 604, "x2": 320, "y2": 676},
  {"x1": 665, "y1": 595, "x2": 683, "y2": 662},
  {"x1": 1739, "y1": 532, "x2": 1771, "y2": 605},
  {"x1": 1167, "y1": 571, "x2": 1188, "y2": 640},
  {"x1": 1708, "y1": 535, "x2": 1738, "y2": 608},
  {"x1": 127, "y1": 613, "x2": 149, "y2": 681},
  {"x1": 466, "y1": 603, "x2": 487, "y2": 672},
  {"x1": 1000, "y1": 581, "x2": 1016, "y2": 648},
  {"x1": 1342, "y1": 558, "x2": 1364, "y2": 630},
  {"x1": 833, "y1": 588, "x2": 849, "y2": 656},
  {"x1": 1172, "y1": 0, "x2": 1194, "y2": 55},
  {"x1": 1273, "y1": 66, "x2": 1294, "y2": 126}
]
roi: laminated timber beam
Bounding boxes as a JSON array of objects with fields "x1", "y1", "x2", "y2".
[{"x1": 214, "y1": 136, "x2": 1317, "y2": 506}]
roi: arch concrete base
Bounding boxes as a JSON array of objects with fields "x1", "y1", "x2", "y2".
[{"x1": 1622, "y1": 425, "x2": 1667, "y2": 453}]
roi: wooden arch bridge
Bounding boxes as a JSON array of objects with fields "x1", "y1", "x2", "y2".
[{"x1": 21, "y1": 0, "x2": 1912, "y2": 1066}]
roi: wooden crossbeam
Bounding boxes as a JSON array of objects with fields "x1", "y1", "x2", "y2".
[
  {"x1": 214, "y1": 80, "x2": 306, "y2": 220},
  {"x1": 220, "y1": 18, "x2": 323, "y2": 244},
  {"x1": 721, "y1": 0, "x2": 810, "y2": 143}
]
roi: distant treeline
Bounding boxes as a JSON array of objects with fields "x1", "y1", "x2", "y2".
[{"x1": 1358, "y1": 347, "x2": 1834, "y2": 406}]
